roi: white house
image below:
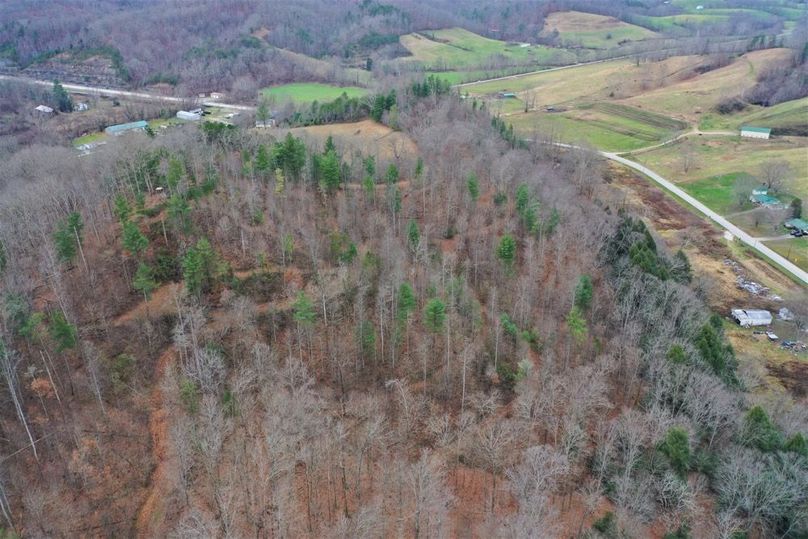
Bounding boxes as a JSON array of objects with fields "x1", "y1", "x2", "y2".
[
  {"x1": 34, "y1": 105, "x2": 54, "y2": 113},
  {"x1": 740, "y1": 126, "x2": 771, "y2": 139},
  {"x1": 731, "y1": 309, "x2": 773, "y2": 327}
]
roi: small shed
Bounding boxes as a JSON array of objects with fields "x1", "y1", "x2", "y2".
[
  {"x1": 498, "y1": 92, "x2": 517, "y2": 99},
  {"x1": 105, "y1": 120, "x2": 148, "y2": 135},
  {"x1": 255, "y1": 118, "x2": 276, "y2": 128},
  {"x1": 731, "y1": 309, "x2": 773, "y2": 327},
  {"x1": 34, "y1": 105, "x2": 54, "y2": 113},
  {"x1": 740, "y1": 126, "x2": 771, "y2": 139}
]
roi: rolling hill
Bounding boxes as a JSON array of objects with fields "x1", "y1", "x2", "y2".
[{"x1": 540, "y1": 11, "x2": 660, "y2": 49}]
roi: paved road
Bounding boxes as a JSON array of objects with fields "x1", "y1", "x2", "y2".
[
  {"x1": 0, "y1": 74, "x2": 256, "y2": 112},
  {"x1": 601, "y1": 151, "x2": 808, "y2": 286}
]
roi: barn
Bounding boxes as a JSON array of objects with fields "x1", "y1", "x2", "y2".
[
  {"x1": 731, "y1": 309, "x2": 772, "y2": 327},
  {"x1": 740, "y1": 126, "x2": 771, "y2": 139}
]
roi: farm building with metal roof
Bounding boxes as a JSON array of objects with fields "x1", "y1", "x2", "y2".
[
  {"x1": 105, "y1": 120, "x2": 148, "y2": 135},
  {"x1": 749, "y1": 187, "x2": 781, "y2": 207},
  {"x1": 731, "y1": 309, "x2": 772, "y2": 327},
  {"x1": 785, "y1": 218, "x2": 808, "y2": 233},
  {"x1": 740, "y1": 126, "x2": 771, "y2": 139}
]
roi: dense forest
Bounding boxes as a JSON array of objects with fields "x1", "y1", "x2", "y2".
[{"x1": 0, "y1": 77, "x2": 806, "y2": 537}]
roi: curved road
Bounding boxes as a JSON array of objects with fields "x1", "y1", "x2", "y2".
[{"x1": 602, "y1": 152, "x2": 808, "y2": 286}]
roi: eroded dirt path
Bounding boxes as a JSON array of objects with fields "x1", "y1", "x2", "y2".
[
  {"x1": 134, "y1": 346, "x2": 177, "y2": 538},
  {"x1": 114, "y1": 282, "x2": 182, "y2": 325}
]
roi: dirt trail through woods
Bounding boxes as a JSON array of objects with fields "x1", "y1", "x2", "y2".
[
  {"x1": 134, "y1": 346, "x2": 176, "y2": 537},
  {"x1": 114, "y1": 282, "x2": 182, "y2": 325}
]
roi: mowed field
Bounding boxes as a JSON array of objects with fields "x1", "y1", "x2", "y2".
[
  {"x1": 540, "y1": 11, "x2": 659, "y2": 48},
  {"x1": 633, "y1": 136, "x2": 808, "y2": 214},
  {"x1": 464, "y1": 58, "x2": 692, "y2": 151},
  {"x1": 462, "y1": 49, "x2": 799, "y2": 151},
  {"x1": 510, "y1": 104, "x2": 687, "y2": 151},
  {"x1": 398, "y1": 28, "x2": 576, "y2": 69},
  {"x1": 766, "y1": 237, "x2": 808, "y2": 272},
  {"x1": 261, "y1": 83, "x2": 368, "y2": 104}
]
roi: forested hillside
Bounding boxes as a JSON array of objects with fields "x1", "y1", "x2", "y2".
[
  {"x1": 0, "y1": 0, "x2": 796, "y2": 95},
  {"x1": 1, "y1": 82, "x2": 806, "y2": 538}
]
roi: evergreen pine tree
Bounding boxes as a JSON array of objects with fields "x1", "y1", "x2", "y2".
[
  {"x1": 407, "y1": 220, "x2": 420, "y2": 252},
  {"x1": 467, "y1": 173, "x2": 480, "y2": 203},
  {"x1": 320, "y1": 150, "x2": 341, "y2": 192},
  {"x1": 114, "y1": 194, "x2": 130, "y2": 223},
  {"x1": 293, "y1": 292, "x2": 316, "y2": 325},
  {"x1": 574, "y1": 275, "x2": 593, "y2": 311},
  {"x1": 52, "y1": 80, "x2": 73, "y2": 112},
  {"x1": 496, "y1": 234, "x2": 517, "y2": 269},
  {"x1": 255, "y1": 145, "x2": 271, "y2": 178},
  {"x1": 424, "y1": 298, "x2": 446, "y2": 333},
  {"x1": 133, "y1": 262, "x2": 158, "y2": 300},
  {"x1": 397, "y1": 283, "x2": 417, "y2": 322},
  {"x1": 49, "y1": 311, "x2": 77, "y2": 352},
  {"x1": 122, "y1": 220, "x2": 149, "y2": 256}
]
